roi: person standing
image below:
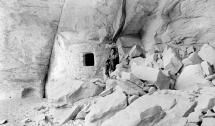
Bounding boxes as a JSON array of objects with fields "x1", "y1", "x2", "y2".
[{"x1": 105, "y1": 47, "x2": 119, "y2": 78}]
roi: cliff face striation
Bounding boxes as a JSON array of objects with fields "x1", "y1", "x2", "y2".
[
  {"x1": 0, "y1": 0, "x2": 215, "y2": 99},
  {"x1": 0, "y1": 0, "x2": 64, "y2": 99},
  {"x1": 1, "y1": 0, "x2": 215, "y2": 126}
]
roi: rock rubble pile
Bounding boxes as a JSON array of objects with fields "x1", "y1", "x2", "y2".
[{"x1": 22, "y1": 43, "x2": 215, "y2": 126}]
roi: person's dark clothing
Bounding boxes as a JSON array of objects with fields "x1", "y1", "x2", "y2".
[{"x1": 105, "y1": 48, "x2": 119, "y2": 77}]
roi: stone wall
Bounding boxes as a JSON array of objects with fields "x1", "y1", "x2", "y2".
[
  {"x1": 47, "y1": 32, "x2": 109, "y2": 80},
  {"x1": 67, "y1": 42, "x2": 109, "y2": 79},
  {"x1": 46, "y1": 32, "x2": 109, "y2": 99},
  {"x1": 45, "y1": 0, "x2": 119, "y2": 98}
]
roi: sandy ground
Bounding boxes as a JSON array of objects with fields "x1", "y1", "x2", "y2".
[{"x1": 0, "y1": 98, "x2": 48, "y2": 126}]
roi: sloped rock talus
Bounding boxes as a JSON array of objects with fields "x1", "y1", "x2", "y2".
[
  {"x1": 85, "y1": 90, "x2": 127, "y2": 126},
  {"x1": 101, "y1": 94, "x2": 176, "y2": 126}
]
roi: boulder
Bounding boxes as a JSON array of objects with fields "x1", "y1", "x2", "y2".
[
  {"x1": 204, "y1": 110, "x2": 215, "y2": 118},
  {"x1": 195, "y1": 94, "x2": 215, "y2": 112},
  {"x1": 101, "y1": 94, "x2": 176, "y2": 126},
  {"x1": 186, "y1": 123, "x2": 198, "y2": 126},
  {"x1": 201, "y1": 118, "x2": 215, "y2": 126},
  {"x1": 213, "y1": 106, "x2": 215, "y2": 112},
  {"x1": 105, "y1": 79, "x2": 118, "y2": 90},
  {"x1": 128, "y1": 95, "x2": 139, "y2": 105},
  {"x1": 167, "y1": 97, "x2": 197, "y2": 117},
  {"x1": 160, "y1": 96, "x2": 196, "y2": 124},
  {"x1": 66, "y1": 82, "x2": 104, "y2": 104},
  {"x1": 52, "y1": 105, "x2": 82, "y2": 125},
  {"x1": 116, "y1": 81, "x2": 145, "y2": 96},
  {"x1": 162, "y1": 48, "x2": 182, "y2": 74},
  {"x1": 120, "y1": 71, "x2": 132, "y2": 81},
  {"x1": 131, "y1": 58, "x2": 171, "y2": 89},
  {"x1": 85, "y1": 90, "x2": 127, "y2": 126},
  {"x1": 130, "y1": 78, "x2": 146, "y2": 89},
  {"x1": 201, "y1": 61, "x2": 213, "y2": 76},
  {"x1": 128, "y1": 45, "x2": 144, "y2": 58},
  {"x1": 144, "y1": 53, "x2": 159, "y2": 68},
  {"x1": 110, "y1": 63, "x2": 131, "y2": 80},
  {"x1": 116, "y1": 36, "x2": 143, "y2": 59},
  {"x1": 187, "y1": 111, "x2": 202, "y2": 123},
  {"x1": 172, "y1": 118, "x2": 187, "y2": 126},
  {"x1": 138, "y1": 106, "x2": 166, "y2": 126},
  {"x1": 187, "y1": 46, "x2": 195, "y2": 55},
  {"x1": 155, "y1": 71, "x2": 171, "y2": 89},
  {"x1": 76, "y1": 111, "x2": 87, "y2": 120},
  {"x1": 99, "y1": 88, "x2": 114, "y2": 97},
  {"x1": 130, "y1": 57, "x2": 145, "y2": 66},
  {"x1": 90, "y1": 78, "x2": 106, "y2": 88},
  {"x1": 182, "y1": 52, "x2": 202, "y2": 67},
  {"x1": 157, "y1": 58, "x2": 164, "y2": 69},
  {"x1": 105, "y1": 79, "x2": 145, "y2": 96},
  {"x1": 155, "y1": 116, "x2": 187, "y2": 126},
  {"x1": 148, "y1": 87, "x2": 157, "y2": 94},
  {"x1": 175, "y1": 64, "x2": 210, "y2": 90},
  {"x1": 212, "y1": 79, "x2": 215, "y2": 85},
  {"x1": 205, "y1": 74, "x2": 215, "y2": 81},
  {"x1": 198, "y1": 44, "x2": 215, "y2": 67},
  {"x1": 47, "y1": 80, "x2": 103, "y2": 103},
  {"x1": 0, "y1": 119, "x2": 8, "y2": 125},
  {"x1": 154, "y1": 91, "x2": 196, "y2": 126}
]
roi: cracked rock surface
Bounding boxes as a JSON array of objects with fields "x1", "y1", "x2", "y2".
[{"x1": 1, "y1": 0, "x2": 215, "y2": 126}]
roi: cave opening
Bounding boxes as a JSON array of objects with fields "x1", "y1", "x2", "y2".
[{"x1": 83, "y1": 53, "x2": 95, "y2": 66}]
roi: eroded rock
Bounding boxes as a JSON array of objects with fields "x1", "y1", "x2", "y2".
[
  {"x1": 163, "y1": 47, "x2": 182, "y2": 75},
  {"x1": 138, "y1": 106, "x2": 166, "y2": 126},
  {"x1": 52, "y1": 105, "x2": 82, "y2": 125},
  {"x1": 198, "y1": 44, "x2": 215, "y2": 67},
  {"x1": 101, "y1": 94, "x2": 176, "y2": 126},
  {"x1": 131, "y1": 58, "x2": 171, "y2": 89},
  {"x1": 187, "y1": 111, "x2": 202, "y2": 123},
  {"x1": 182, "y1": 52, "x2": 202, "y2": 67},
  {"x1": 175, "y1": 64, "x2": 210, "y2": 90},
  {"x1": 85, "y1": 89, "x2": 127, "y2": 126},
  {"x1": 47, "y1": 80, "x2": 103, "y2": 103},
  {"x1": 128, "y1": 95, "x2": 139, "y2": 105},
  {"x1": 201, "y1": 61, "x2": 213, "y2": 76},
  {"x1": 201, "y1": 118, "x2": 215, "y2": 126},
  {"x1": 116, "y1": 81, "x2": 145, "y2": 96}
]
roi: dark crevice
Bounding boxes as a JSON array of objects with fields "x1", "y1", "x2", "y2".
[
  {"x1": 42, "y1": 72, "x2": 48, "y2": 98},
  {"x1": 42, "y1": 0, "x2": 66, "y2": 98},
  {"x1": 112, "y1": 0, "x2": 126, "y2": 43},
  {"x1": 183, "y1": 102, "x2": 198, "y2": 117}
]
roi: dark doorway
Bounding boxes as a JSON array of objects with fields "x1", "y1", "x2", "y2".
[{"x1": 83, "y1": 53, "x2": 94, "y2": 66}]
